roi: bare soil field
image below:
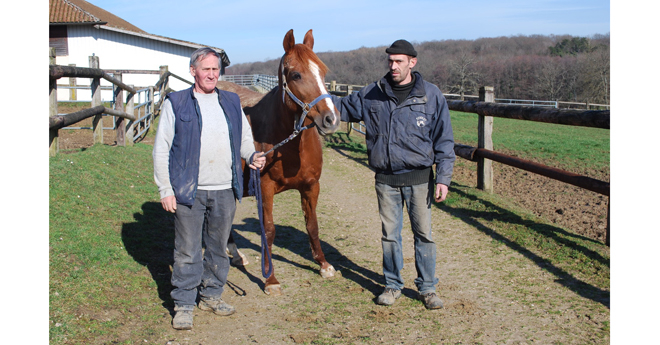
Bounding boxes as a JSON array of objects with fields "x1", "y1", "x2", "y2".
[{"x1": 54, "y1": 125, "x2": 609, "y2": 344}]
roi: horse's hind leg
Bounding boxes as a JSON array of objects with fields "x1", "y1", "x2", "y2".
[
  {"x1": 226, "y1": 231, "x2": 249, "y2": 266},
  {"x1": 301, "y1": 183, "x2": 336, "y2": 278}
]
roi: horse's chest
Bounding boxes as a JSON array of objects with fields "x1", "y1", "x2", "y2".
[{"x1": 267, "y1": 146, "x2": 322, "y2": 186}]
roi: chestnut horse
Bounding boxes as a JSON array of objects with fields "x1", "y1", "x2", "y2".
[{"x1": 218, "y1": 29, "x2": 340, "y2": 295}]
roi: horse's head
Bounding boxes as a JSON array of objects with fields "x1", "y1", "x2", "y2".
[{"x1": 278, "y1": 29, "x2": 340, "y2": 136}]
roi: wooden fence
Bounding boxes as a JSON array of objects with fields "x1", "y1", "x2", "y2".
[
  {"x1": 48, "y1": 48, "x2": 191, "y2": 155},
  {"x1": 327, "y1": 81, "x2": 610, "y2": 110},
  {"x1": 331, "y1": 82, "x2": 611, "y2": 246}
]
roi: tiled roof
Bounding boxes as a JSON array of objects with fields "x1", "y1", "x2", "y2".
[
  {"x1": 48, "y1": 0, "x2": 230, "y2": 65},
  {"x1": 49, "y1": 0, "x2": 101, "y2": 24},
  {"x1": 49, "y1": 0, "x2": 146, "y2": 34}
]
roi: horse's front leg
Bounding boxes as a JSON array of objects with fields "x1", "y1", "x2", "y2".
[
  {"x1": 301, "y1": 182, "x2": 336, "y2": 278},
  {"x1": 261, "y1": 186, "x2": 283, "y2": 296}
]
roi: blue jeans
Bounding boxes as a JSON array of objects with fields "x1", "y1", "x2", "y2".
[
  {"x1": 171, "y1": 189, "x2": 236, "y2": 308},
  {"x1": 375, "y1": 181, "x2": 438, "y2": 294}
]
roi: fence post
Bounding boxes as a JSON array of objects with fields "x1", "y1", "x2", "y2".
[
  {"x1": 330, "y1": 80, "x2": 336, "y2": 92},
  {"x1": 159, "y1": 65, "x2": 169, "y2": 104},
  {"x1": 606, "y1": 200, "x2": 610, "y2": 246},
  {"x1": 125, "y1": 85, "x2": 135, "y2": 146},
  {"x1": 49, "y1": 47, "x2": 59, "y2": 156},
  {"x1": 90, "y1": 55, "x2": 103, "y2": 145},
  {"x1": 114, "y1": 72, "x2": 126, "y2": 146},
  {"x1": 68, "y1": 64, "x2": 77, "y2": 101},
  {"x1": 477, "y1": 86, "x2": 494, "y2": 193},
  {"x1": 149, "y1": 85, "x2": 155, "y2": 117}
]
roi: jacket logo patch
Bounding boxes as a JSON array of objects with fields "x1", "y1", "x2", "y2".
[{"x1": 416, "y1": 116, "x2": 427, "y2": 127}]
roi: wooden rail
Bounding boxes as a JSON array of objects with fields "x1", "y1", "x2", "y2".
[
  {"x1": 49, "y1": 105, "x2": 136, "y2": 130},
  {"x1": 454, "y1": 86, "x2": 610, "y2": 245},
  {"x1": 49, "y1": 48, "x2": 173, "y2": 155},
  {"x1": 49, "y1": 65, "x2": 138, "y2": 94},
  {"x1": 447, "y1": 100, "x2": 610, "y2": 129},
  {"x1": 454, "y1": 144, "x2": 609, "y2": 196}
]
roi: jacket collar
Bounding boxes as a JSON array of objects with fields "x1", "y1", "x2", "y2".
[{"x1": 379, "y1": 71, "x2": 426, "y2": 101}]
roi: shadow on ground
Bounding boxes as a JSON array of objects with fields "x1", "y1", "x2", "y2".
[
  {"x1": 120, "y1": 201, "x2": 385, "y2": 311},
  {"x1": 121, "y1": 202, "x2": 176, "y2": 311},
  {"x1": 437, "y1": 183, "x2": 610, "y2": 308},
  {"x1": 229, "y1": 216, "x2": 384, "y2": 297}
]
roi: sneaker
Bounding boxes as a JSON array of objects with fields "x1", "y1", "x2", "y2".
[
  {"x1": 172, "y1": 309, "x2": 193, "y2": 330},
  {"x1": 198, "y1": 298, "x2": 236, "y2": 316},
  {"x1": 418, "y1": 292, "x2": 444, "y2": 309},
  {"x1": 376, "y1": 287, "x2": 401, "y2": 306}
]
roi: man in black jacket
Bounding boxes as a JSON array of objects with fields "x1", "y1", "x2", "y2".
[{"x1": 333, "y1": 39, "x2": 455, "y2": 310}]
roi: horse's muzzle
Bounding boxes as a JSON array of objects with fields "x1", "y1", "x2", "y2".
[{"x1": 316, "y1": 110, "x2": 340, "y2": 135}]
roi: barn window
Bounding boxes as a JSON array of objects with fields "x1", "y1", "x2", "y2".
[{"x1": 49, "y1": 26, "x2": 68, "y2": 56}]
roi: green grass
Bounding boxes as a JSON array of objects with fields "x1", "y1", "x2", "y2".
[
  {"x1": 50, "y1": 143, "x2": 171, "y2": 344},
  {"x1": 450, "y1": 111, "x2": 610, "y2": 173}
]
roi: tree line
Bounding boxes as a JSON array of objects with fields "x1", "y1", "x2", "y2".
[{"x1": 226, "y1": 33, "x2": 610, "y2": 105}]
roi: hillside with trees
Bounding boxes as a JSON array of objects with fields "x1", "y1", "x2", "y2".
[{"x1": 226, "y1": 33, "x2": 610, "y2": 105}]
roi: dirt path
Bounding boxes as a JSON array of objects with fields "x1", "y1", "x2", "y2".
[{"x1": 145, "y1": 145, "x2": 609, "y2": 344}]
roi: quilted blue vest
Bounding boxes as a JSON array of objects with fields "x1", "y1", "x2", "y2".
[{"x1": 166, "y1": 86, "x2": 245, "y2": 206}]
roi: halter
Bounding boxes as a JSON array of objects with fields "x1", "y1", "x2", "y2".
[
  {"x1": 282, "y1": 80, "x2": 331, "y2": 133},
  {"x1": 261, "y1": 56, "x2": 331, "y2": 156}
]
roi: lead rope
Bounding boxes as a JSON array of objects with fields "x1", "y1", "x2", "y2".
[{"x1": 248, "y1": 167, "x2": 273, "y2": 278}]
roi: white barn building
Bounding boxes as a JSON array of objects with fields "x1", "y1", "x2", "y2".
[{"x1": 49, "y1": 0, "x2": 231, "y2": 102}]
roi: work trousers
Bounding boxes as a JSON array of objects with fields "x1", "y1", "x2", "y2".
[
  {"x1": 375, "y1": 181, "x2": 439, "y2": 294},
  {"x1": 170, "y1": 189, "x2": 236, "y2": 309}
]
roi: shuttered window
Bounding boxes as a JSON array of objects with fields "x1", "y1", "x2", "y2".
[{"x1": 49, "y1": 26, "x2": 68, "y2": 56}]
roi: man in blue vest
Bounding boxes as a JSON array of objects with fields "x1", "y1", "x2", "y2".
[{"x1": 153, "y1": 47, "x2": 266, "y2": 330}]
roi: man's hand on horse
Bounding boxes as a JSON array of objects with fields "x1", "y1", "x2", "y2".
[{"x1": 250, "y1": 152, "x2": 267, "y2": 171}]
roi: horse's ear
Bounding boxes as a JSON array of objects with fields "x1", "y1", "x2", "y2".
[
  {"x1": 303, "y1": 29, "x2": 314, "y2": 50},
  {"x1": 283, "y1": 29, "x2": 295, "y2": 53}
]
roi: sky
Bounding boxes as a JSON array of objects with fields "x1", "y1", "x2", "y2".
[{"x1": 83, "y1": 0, "x2": 611, "y2": 65}]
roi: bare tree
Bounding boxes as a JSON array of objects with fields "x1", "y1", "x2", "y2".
[
  {"x1": 448, "y1": 50, "x2": 480, "y2": 99},
  {"x1": 534, "y1": 56, "x2": 567, "y2": 101}
]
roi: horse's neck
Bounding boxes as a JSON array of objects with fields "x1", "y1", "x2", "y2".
[{"x1": 248, "y1": 89, "x2": 297, "y2": 142}]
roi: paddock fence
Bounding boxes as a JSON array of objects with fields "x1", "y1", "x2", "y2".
[
  {"x1": 48, "y1": 48, "x2": 192, "y2": 156},
  {"x1": 229, "y1": 75, "x2": 610, "y2": 245},
  {"x1": 344, "y1": 84, "x2": 611, "y2": 246}
]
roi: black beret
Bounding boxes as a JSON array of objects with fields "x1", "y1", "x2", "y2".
[{"x1": 385, "y1": 39, "x2": 417, "y2": 57}]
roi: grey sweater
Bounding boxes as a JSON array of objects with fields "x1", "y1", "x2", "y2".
[{"x1": 153, "y1": 91, "x2": 256, "y2": 200}]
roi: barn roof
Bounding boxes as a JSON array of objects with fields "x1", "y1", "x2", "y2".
[{"x1": 49, "y1": 0, "x2": 231, "y2": 66}]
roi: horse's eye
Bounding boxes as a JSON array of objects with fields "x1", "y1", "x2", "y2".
[{"x1": 291, "y1": 72, "x2": 302, "y2": 81}]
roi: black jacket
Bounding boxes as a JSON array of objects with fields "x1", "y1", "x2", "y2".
[{"x1": 333, "y1": 71, "x2": 455, "y2": 186}]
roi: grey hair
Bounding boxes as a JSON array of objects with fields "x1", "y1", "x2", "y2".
[{"x1": 190, "y1": 47, "x2": 222, "y2": 68}]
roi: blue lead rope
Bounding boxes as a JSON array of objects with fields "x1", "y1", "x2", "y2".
[{"x1": 248, "y1": 168, "x2": 273, "y2": 279}]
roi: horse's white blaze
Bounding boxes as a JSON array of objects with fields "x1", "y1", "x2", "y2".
[{"x1": 309, "y1": 61, "x2": 339, "y2": 125}]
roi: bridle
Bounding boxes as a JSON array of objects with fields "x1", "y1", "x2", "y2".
[{"x1": 261, "y1": 55, "x2": 332, "y2": 156}]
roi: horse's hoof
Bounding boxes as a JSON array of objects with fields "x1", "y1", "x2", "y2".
[
  {"x1": 231, "y1": 250, "x2": 249, "y2": 266},
  {"x1": 264, "y1": 284, "x2": 282, "y2": 296},
  {"x1": 320, "y1": 265, "x2": 336, "y2": 278}
]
